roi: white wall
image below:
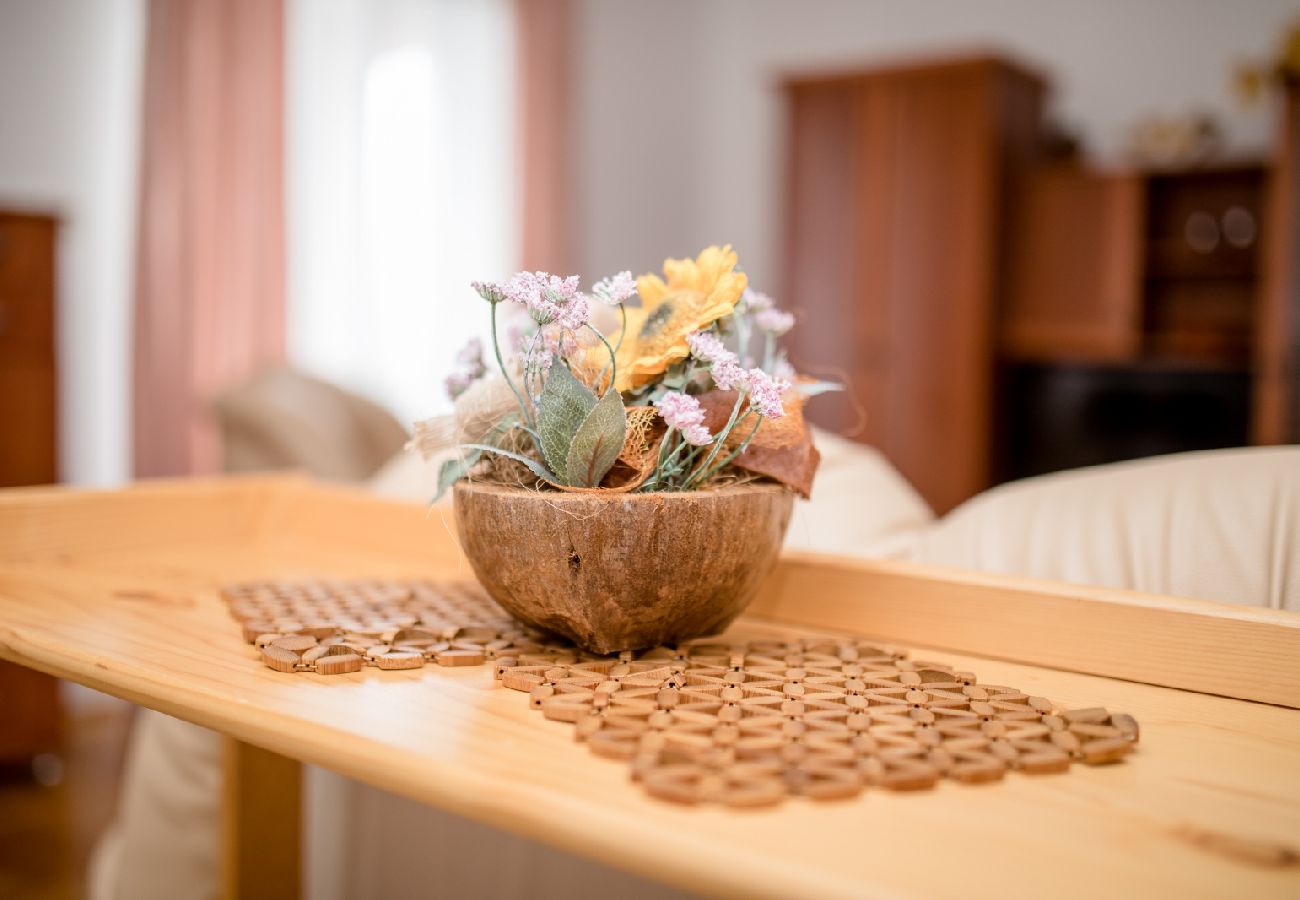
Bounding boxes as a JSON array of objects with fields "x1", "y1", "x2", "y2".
[
  {"x1": 0, "y1": 0, "x2": 145, "y2": 486},
  {"x1": 571, "y1": 0, "x2": 1300, "y2": 292}
]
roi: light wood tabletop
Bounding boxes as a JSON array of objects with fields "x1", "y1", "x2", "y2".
[{"x1": 1, "y1": 476, "x2": 1298, "y2": 899}]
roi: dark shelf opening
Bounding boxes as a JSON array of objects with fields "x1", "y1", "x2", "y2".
[{"x1": 1000, "y1": 362, "x2": 1252, "y2": 481}]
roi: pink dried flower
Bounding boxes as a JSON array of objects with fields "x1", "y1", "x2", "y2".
[
  {"x1": 755, "y1": 308, "x2": 795, "y2": 335},
  {"x1": 744, "y1": 368, "x2": 790, "y2": 419},
  {"x1": 654, "y1": 391, "x2": 713, "y2": 446},
  {"x1": 503, "y1": 271, "x2": 589, "y2": 329},
  {"x1": 471, "y1": 279, "x2": 507, "y2": 304},
  {"x1": 521, "y1": 337, "x2": 554, "y2": 373},
  {"x1": 591, "y1": 270, "x2": 636, "y2": 305},
  {"x1": 454, "y1": 336, "x2": 484, "y2": 368},
  {"x1": 445, "y1": 370, "x2": 477, "y2": 399},
  {"x1": 740, "y1": 288, "x2": 774, "y2": 312},
  {"x1": 712, "y1": 359, "x2": 747, "y2": 391},
  {"x1": 686, "y1": 330, "x2": 745, "y2": 390},
  {"x1": 686, "y1": 330, "x2": 732, "y2": 364},
  {"x1": 522, "y1": 324, "x2": 581, "y2": 373},
  {"x1": 445, "y1": 336, "x2": 487, "y2": 400},
  {"x1": 555, "y1": 292, "x2": 590, "y2": 330}
]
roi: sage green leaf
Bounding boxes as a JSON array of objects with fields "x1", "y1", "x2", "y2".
[
  {"x1": 460, "y1": 443, "x2": 557, "y2": 484},
  {"x1": 537, "y1": 363, "x2": 597, "y2": 483},
  {"x1": 564, "y1": 389, "x2": 628, "y2": 488},
  {"x1": 795, "y1": 379, "x2": 844, "y2": 397},
  {"x1": 432, "y1": 450, "x2": 478, "y2": 504},
  {"x1": 659, "y1": 363, "x2": 691, "y2": 390},
  {"x1": 480, "y1": 411, "x2": 520, "y2": 445}
]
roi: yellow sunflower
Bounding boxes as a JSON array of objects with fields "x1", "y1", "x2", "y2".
[{"x1": 613, "y1": 245, "x2": 748, "y2": 391}]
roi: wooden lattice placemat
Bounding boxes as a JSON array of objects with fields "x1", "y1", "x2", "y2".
[{"x1": 221, "y1": 578, "x2": 1140, "y2": 807}]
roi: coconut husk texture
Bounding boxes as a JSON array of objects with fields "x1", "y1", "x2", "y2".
[{"x1": 453, "y1": 481, "x2": 794, "y2": 653}]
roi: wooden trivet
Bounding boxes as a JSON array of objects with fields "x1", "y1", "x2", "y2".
[
  {"x1": 221, "y1": 578, "x2": 1140, "y2": 807},
  {"x1": 221, "y1": 578, "x2": 575, "y2": 673}
]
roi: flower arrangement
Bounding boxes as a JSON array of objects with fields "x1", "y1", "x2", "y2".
[{"x1": 413, "y1": 245, "x2": 832, "y2": 499}]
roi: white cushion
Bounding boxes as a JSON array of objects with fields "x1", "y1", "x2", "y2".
[{"x1": 912, "y1": 446, "x2": 1300, "y2": 611}]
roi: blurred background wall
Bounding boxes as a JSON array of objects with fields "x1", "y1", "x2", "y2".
[
  {"x1": 0, "y1": 0, "x2": 143, "y2": 486},
  {"x1": 570, "y1": 0, "x2": 1297, "y2": 287}
]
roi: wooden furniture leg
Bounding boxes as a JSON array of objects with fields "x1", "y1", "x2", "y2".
[{"x1": 221, "y1": 737, "x2": 301, "y2": 900}]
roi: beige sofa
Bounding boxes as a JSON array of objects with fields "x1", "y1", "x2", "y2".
[{"x1": 90, "y1": 435, "x2": 1300, "y2": 899}]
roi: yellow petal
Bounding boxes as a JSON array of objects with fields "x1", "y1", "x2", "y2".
[
  {"x1": 662, "y1": 256, "x2": 698, "y2": 291},
  {"x1": 635, "y1": 274, "x2": 668, "y2": 307},
  {"x1": 693, "y1": 244, "x2": 737, "y2": 288},
  {"x1": 704, "y1": 270, "x2": 747, "y2": 316}
]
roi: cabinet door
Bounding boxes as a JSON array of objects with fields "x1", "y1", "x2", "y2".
[
  {"x1": 0, "y1": 213, "x2": 58, "y2": 487},
  {"x1": 0, "y1": 345, "x2": 57, "y2": 487},
  {"x1": 868, "y1": 67, "x2": 1007, "y2": 515},
  {"x1": 1001, "y1": 167, "x2": 1144, "y2": 361},
  {"x1": 0, "y1": 212, "x2": 61, "y2": 760},
  {"x1": 0, "y1": 214, "x2": 57, "y2": 347},
  {"x1": 1255, "y1": 80, "x2": 1300, "y2": 444},
  {"x1": 782, "y1": 79, "x2": 882, "y2": 439},
  {"x1": 785, "y1": 59, "x2": 1042, "y2": 514}
]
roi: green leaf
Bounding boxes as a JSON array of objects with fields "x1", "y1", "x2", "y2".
[
  {"x1": 460, "y1": 444, "x2": 558, "y2": 484},
  {"x1": 480, "y1": 411, "x2": 520, "y2": 445},
  {"x1": 537, "y1": 363, "x2": 597, "y2": 483},
  {"x1": 432, "y1": 409, "x2": 525, "y2": 503},
  {"x1": 658, "y1": 363, "x2": 691, "y2": 390},
  {"x1": 432, "y1": 451, "x2": 478, "y2": 504},
  {"x1": 795, "y1": 379, "x2": 844, "y2": 397},
  {"x1": 565, "y1": 389, "x2": 627, "y2": 487}
]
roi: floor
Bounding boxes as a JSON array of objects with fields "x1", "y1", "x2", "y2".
[{"x1": 0, "y1": 687, "x2": 133, "y2": 900}]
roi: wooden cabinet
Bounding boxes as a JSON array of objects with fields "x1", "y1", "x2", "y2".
[
  {"x1": 1001, "y1": 167, "x2": 1145, "y2": 361},
  {"x1": 783, "y1": 56, "x2": 1044, "y2": 514},
  {"x1": 783, "y1": 58, "x2": 1298, "y2": 504},
  {"x1": 1256, "y1": 76, "x2": 1300, "y2": 444},
  {"x1": 1143, "y1": 167, "x2": 1265, "y2": 366},
  {"x1": 1004, "y1": 165, "x2": 1268, "y2": 369},
  {"x1": 0, "y1": 209, "x2": 61, "y2": 762},
  {"x1": 0, "y1": 211, "x2": 58, "y2": 487}
]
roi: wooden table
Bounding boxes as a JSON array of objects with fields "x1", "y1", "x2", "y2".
[{"x1": 2, "y1": 476, "x2": 1299, "y2": 899}]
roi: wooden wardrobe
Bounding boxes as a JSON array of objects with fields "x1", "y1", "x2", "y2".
[{"x1": 782, "y1": 55, "x2": 1044, "y2": 514}]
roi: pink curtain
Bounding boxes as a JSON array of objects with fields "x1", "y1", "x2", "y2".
[
  {"x1": 133, "y1": 0, "x2": 285, "y2": 478},
  {"x1": 516, "y1": 0, "x2": 573, "y2": 273}
]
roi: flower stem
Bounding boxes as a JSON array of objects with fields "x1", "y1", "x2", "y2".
[
  {"x1": 613, "y1": 304, "x2": 628, "y2": 353},
  {"x1": 684, "y1": 390, "x2": 745, "y2": 487},
  {"x1": 491, "y1": 302, "x2": 533, "y2": 429},
  {"x1": 687, "y1": 411, "x2": 763, "y2": 489},
  {"x1": 521, "y1": 328, "x2": 542, "y2": 406},
  {"x1": 671, "y1": 441, "x2": 708, "y2": 489},
  {"x1": 590, "y1": 322, "x2": 619, "y2": 395},
  {"x1": 642, "y1": 427, "x2": 675, "y2": 491},
  {"x1": 658, "y1": 438, "x2": 691, "y2": 488}
]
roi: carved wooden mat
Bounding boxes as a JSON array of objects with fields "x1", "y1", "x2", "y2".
[{"x1": 222, "y1": 578, "x2": 1140, "y2": 807}]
